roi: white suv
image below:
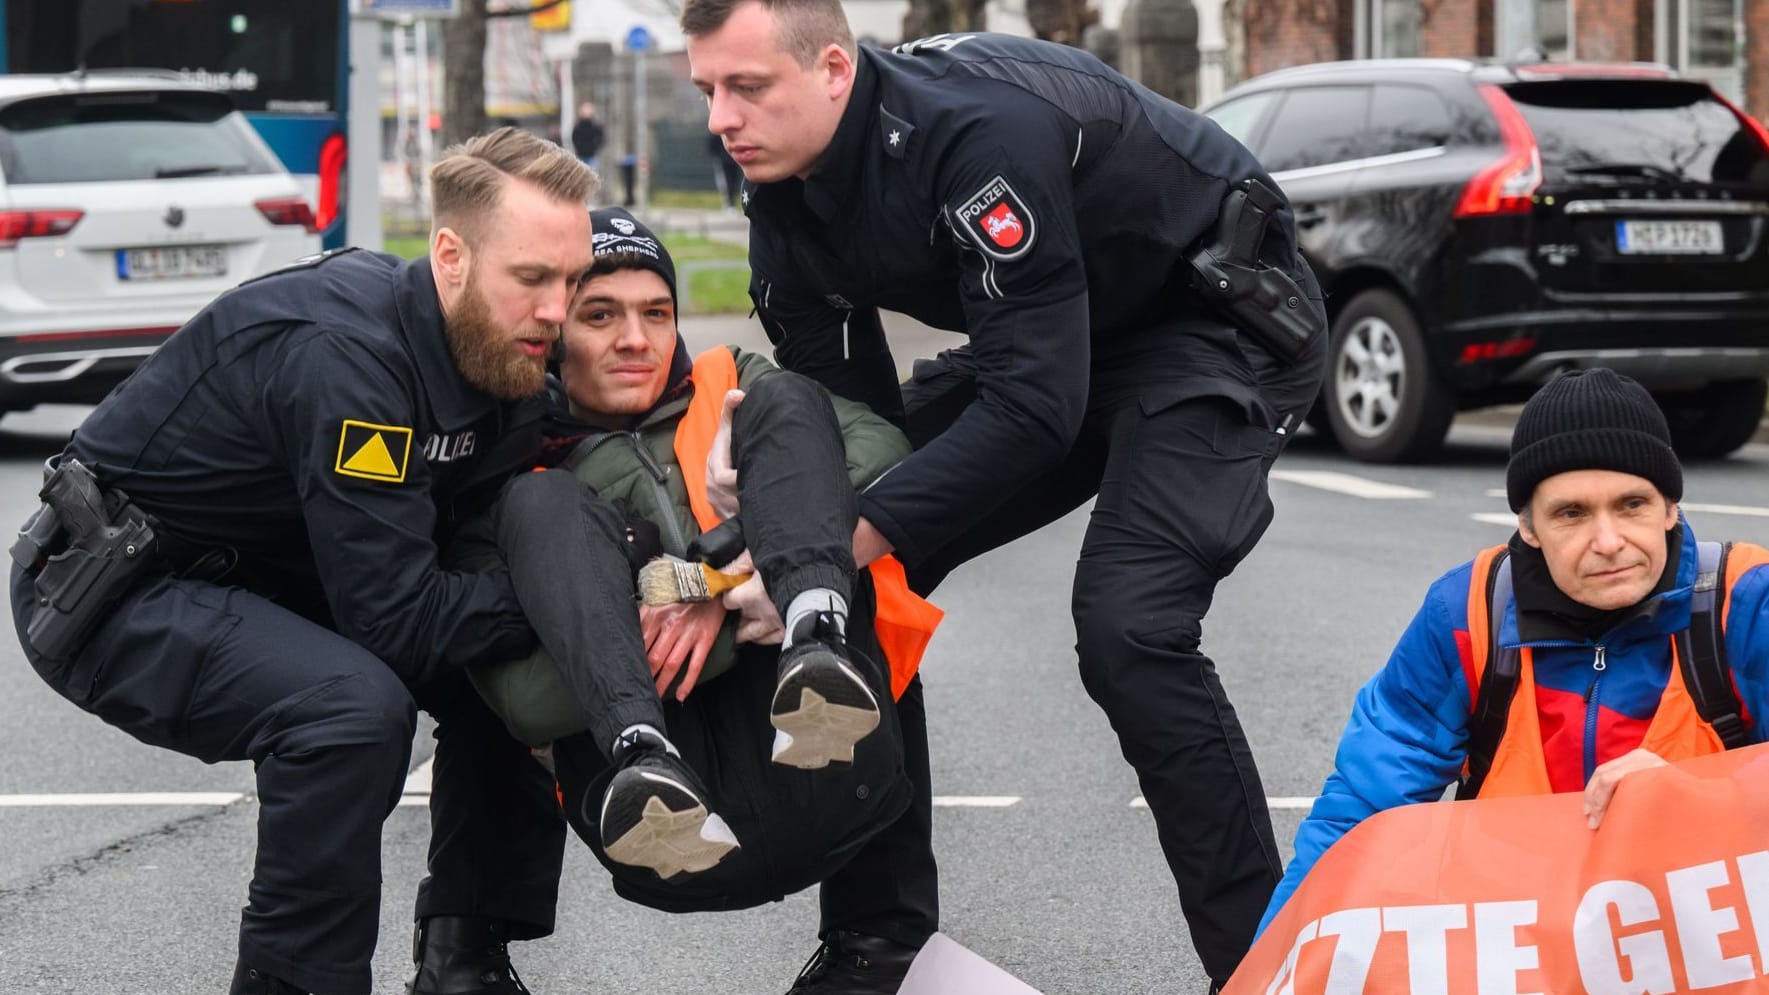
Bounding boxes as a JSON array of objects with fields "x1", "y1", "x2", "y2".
[{"x1": 0, "y1": 73, "x2": 319, "y2": 410}]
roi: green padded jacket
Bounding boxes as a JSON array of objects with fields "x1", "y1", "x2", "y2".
[{"x1": 450, "y1": 343, "x2": 911, "y2": 746}]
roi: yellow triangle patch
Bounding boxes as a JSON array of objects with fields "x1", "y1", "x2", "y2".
[
  {"x1": 334, "y1": 419, "x2": 413, "y2": 482},
  {"x1": 343, "y1": 433, "x2": 400, "y2": 477}
]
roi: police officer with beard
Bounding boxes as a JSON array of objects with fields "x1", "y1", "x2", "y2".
[
  {"x1": 8, "y1": 129, "x2": 594, "y2": 995},
  {"x1": 684, "y1": 4, "x2": 1328, "y2": 990}
]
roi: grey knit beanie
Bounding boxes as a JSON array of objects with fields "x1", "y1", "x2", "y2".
[{"x1": 1506, "y1": 368, "x2": 1682, "y2": 512}]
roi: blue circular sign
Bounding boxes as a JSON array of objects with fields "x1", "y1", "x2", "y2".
[{"x1": 625, "y1": 25, "x2": 653, "y2": 51}]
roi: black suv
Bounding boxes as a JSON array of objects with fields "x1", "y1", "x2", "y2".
[{"x1": 1204, "y1": 59, "x2": 1769, "y2": 461}]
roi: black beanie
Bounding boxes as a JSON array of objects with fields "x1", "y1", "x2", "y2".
[
  {"x1": 1506, "y1": 368, "x2": 1682, "y2": 512},
  {"x1": 588, "y1": 207, "x2": 676, "y2": 301}
]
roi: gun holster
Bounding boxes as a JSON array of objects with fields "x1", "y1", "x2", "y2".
[
  {"x1": 10, "y1": 457, "x2": 158, "y2": 662},
  {"x1": 1187, "y1": 178, "x2": 1325, "y2": 364}
]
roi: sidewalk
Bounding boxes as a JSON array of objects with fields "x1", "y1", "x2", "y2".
[{"x1": 632, "y1": 205, "x2": 750, "y2": 247}]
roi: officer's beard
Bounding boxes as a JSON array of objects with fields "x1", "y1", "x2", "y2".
[{"x1": 445, "y1": 270, "x2": 549, "y2": 400}]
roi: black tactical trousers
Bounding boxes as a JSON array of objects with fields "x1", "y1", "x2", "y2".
[
  {"x1": 8, "y1": 565, "x2": 564, "y2": 995},
  {"x1": 496, "y1": 369, "x2": 938, "y2": 947},
  {"x1": 897, "y1": 316, "x2": 1326, "y2": 983}
]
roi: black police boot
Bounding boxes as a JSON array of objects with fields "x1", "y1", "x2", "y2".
[
  {"x1": 769, "y1": 611, "x2": 880, "y2": 769},
  {"x1": 406, "y1": 916, "x2": 532, "y2": 995},
  {"x1": 783, "y1": 931, "x2": 919, "y2": 995},
  {"x1": 229, "y1": 963, "x2": 307, "y2": 995},
  {"x1": 597, "y1": 727, "x2": 739, "y2": 880}
]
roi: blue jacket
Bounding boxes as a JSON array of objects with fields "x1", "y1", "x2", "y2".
[{"x1": 1259, "y1": 519, "x2": 1769, "y2": 936}]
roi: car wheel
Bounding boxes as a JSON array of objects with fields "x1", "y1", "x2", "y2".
[
  {"x1": 1323, "y1": 288, "x2": 1455, "y2": 463},
  {"x1": 1655, "y1": 378, "x2": 1767, "y2": 461}
]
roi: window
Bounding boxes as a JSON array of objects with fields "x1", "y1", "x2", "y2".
[
  {"x1": 1204, "y1": 92, "x2": 1279, "y2": 149},
  {"x1": 1365, "y1": 85, "x2": 1452, "y2": 157},
  {"x1": 1375, "y1": 0, "x2": 1422, "y2": 57},
  {"x1": 1506, "y1": 79, "x2": 1768, "y2": 186},
  {"x1": 1257, "y1": 87, "x2": 1372, "y2": 173},
  {"x1": 0, "y1": 91, "x2": 281, "y2": 184}
]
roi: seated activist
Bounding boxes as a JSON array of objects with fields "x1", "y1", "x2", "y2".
[
  {"x1": 1259, "y1": 367, "x2": 1769, "y2": 936},
  {"x1": 449, "y1": 207, "x2": 942, "y2": 920}
]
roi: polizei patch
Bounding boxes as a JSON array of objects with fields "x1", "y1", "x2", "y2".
[{"x1": 953, "y1": 175, "x2": 1035, "y2": 261}]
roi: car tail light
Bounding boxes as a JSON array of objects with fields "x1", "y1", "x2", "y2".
[
  {"x1": 0, "y1": 209, "x2": 84, "y2": 249},
  {"x1": 1455, "y1": 85, "x2": 1542, "y2": 218},
  {"x1": 256, "y1": 197, "x2": 319, "y2": 234},
  {"x1": 316, "y1": 131, "x2": 347, "y2": 234},
  {"x1": 1458, "y1": 338, "x2": 1537, "y2": 364},
  {"x1": 1708, "y1": 89, "x2": 1769, "y2": 153}
]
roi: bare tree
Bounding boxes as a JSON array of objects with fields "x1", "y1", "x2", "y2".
[
  {"x1": 440, "y1": 0, "x2": 570, "y2": 147},
  {"x1": 441, "y1": 0, "x2": 489, "y2": 148},
  {"x1": 901, "y1": 0, "x2": 989, "y2": 42},
  {"x1": 1025, "y1": 0, "x2": 1097, "y2": 45}
]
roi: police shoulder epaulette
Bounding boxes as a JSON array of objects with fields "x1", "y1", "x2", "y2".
[
  {"x1": 240, "y1": 246, "x2": 361, "y2": 286},
  {"x1": 879, "y1": 104, "x2": 915, "y2": 160}
]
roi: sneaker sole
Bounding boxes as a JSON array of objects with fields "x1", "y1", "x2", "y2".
[
  {"x1": 600, "y1": 770, "x2": 740, "y2": 880},
  {"x1": 770, "y1": 657, "x2": 881, "y2": 770}
]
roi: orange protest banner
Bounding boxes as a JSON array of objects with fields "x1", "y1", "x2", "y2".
[{"x1": 1229, "y1": 744, "x2": 1769, "y2": 995}]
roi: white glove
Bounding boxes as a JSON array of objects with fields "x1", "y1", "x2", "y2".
[{"x1": 706, "y1": 389, "x2": 745, "y2": 521}]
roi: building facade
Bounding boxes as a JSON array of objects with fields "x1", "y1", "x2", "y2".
[{"x1": 1236, "y1": 0, "x2": 1765, "y2": 121}]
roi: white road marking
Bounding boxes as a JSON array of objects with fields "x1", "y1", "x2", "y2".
[
  {"x1": 0, "y1": 792, "x2": 244, "y2": 807},
  {"x1": 1132, "y1": 796, "x2": 1316, "y2": 810},
  {"x1": 1682, "y1": 502, "x2": 1769, "y2": 519},
  {"x1": 1472, "y1": 513, "x2": 1517, "y2": 527},
  {"x1": 0, "y1": 791, "x2": 1328, "y2": 810},
  {"x1": 1271, "y1": 470, "x2": 1432, "y2": 500},
  {"x1": 403, "y1": 757, "x2": 434, "y2": 795}
]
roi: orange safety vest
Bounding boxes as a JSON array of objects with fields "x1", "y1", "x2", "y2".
[
  {"x1": 672, "y1": 347, "x2": 943, "y2": 701},
  {"x1": 1462, "y1": 541, "x2": 1769, "y2": 798}
]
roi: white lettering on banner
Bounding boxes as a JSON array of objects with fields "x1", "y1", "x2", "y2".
[
  {"x1": 1264, "y1": 853, "x2": 1769, "y2": 994},
  {"x1": 1573, "y1": 881, "x2": 1673, "y2": 995},
  {"x1": 1666, "y1": 861, "x2": 1754, "y2": 988},
  {"x1": 1316, "y1": 908, "x2": 1380, "y2": 995},
  {"x1": 1474, "y1": 901, "x2": 1541, "y2": 995},
  {"x1": 1744, "y1": 853, "x2": 1769, "y2": 976},
  {"x1": 1385, "y1": 904, "x2": 1467, "y2": 991},
  {"x1": 1265, "y1": 919, "x2": 1317, "y2": 995}
]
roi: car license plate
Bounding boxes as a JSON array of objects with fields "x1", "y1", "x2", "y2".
[
  {"x1": 116, "y1": 244, "x2": 228, "y2": 280},
  {"x1": 1614, "y1": 220, "x2": 1724, "y2": 255}
]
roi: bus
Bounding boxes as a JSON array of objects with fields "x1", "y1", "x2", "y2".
[{"x1": 1, "y1": 0, "x2": 351, "y2": 247}]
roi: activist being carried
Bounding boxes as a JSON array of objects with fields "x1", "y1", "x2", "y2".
[
  {"x1": 448, "y1": 207, "x2": 945, "y2": 972},
  {"x1": 1259, "y1": 367, "x2": 1769, "y2": 936}
]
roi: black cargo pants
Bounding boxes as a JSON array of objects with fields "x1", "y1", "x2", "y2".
[
  {"x1": 8, "y1": 564, "x2": 564, "y2": 995},
  {"x1": 894, "y1": 315, "x2": 1326, "y2": 983}
]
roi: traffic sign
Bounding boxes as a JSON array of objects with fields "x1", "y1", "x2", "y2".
[{"x1": 625, "y1": 24, "x2": 653, "y2": 51}]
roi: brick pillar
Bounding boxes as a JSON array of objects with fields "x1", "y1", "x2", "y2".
[
  {"x1": 1241, "y1": 0, "x2": 1354, "y2": 78},
  {"x1": 1748, "y1": 0, "x2": 1769, "y2": 125},
  {"x1": 1420, "y1": 0, "x2": 1493, "y2": 57},
  {"x1": 1575, "y1": 0, "x2": 1652, "y2": 61}
]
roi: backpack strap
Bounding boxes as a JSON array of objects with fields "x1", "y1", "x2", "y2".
[
  {"x1": 1676, "y1": 541, "x2": 1748, "y2": 749},
  {"x1": 1457, "y1": 550, "x2": 1520, "y2": 800}
]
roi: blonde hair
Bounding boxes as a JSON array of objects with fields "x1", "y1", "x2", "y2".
[
  {"x1": 680, "y1": 0, "x2": 854, "y2": 66},
  {"x1": 430, "y1": 127, "x2": 596, "y2": 243}
]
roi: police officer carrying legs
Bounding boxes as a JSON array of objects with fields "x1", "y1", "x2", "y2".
[
  {"x1": 7, "y1": 129, "x2": 595, "y2": 995},
  {"x1": 683, "y1": 5, "x2": 1329, "y2": 989}
]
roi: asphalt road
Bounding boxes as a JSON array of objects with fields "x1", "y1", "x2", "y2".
[{"x1": 2, "y1": 339, "x2": 1767, "y2": 994}]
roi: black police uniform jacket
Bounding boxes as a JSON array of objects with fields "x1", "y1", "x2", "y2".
[
  {"x1": 66, "y1": 249, "x2": 538, "y2": 688},
  {"x1": 744, "y1": 33, "x2": 1322, "y2": 567}
]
